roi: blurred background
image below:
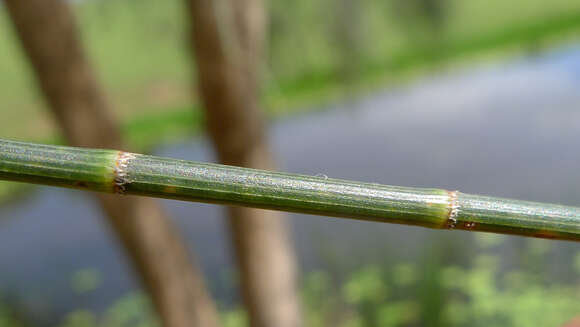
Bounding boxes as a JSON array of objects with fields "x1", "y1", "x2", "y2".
[{"x1": 0, "y1": 0, "x2": 580, "y2": 326}]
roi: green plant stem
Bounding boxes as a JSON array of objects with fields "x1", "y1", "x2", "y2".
[{"x1": 1, "y1": 139, "x2": 579, "y2": 241}]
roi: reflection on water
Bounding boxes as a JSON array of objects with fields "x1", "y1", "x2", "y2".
[{"x1": 1, "y1": 45, "x2": 580, "y2": 323}]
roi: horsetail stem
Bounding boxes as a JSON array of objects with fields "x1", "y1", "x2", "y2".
[{"x1": 1, "y1": 139, "x2": 579, "y2": 241}]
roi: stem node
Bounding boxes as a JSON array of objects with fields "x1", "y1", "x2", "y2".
[
  {"x1": 446, "y1": 190, "x2": 460, "y2": 229},
  {"x1": 113, "y1": 151, "x2": 136, "y2": 194}
]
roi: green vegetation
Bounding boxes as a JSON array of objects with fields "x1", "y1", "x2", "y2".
[
  {"x1": 0, "y1": 0, "x2": 579, "y2": 145},
  {"x1": 2, "y1": 239, "x2": 579, "y2": 327},
  {"x1": 3, "y1": 139, "x2": 580, "y2": 241}
]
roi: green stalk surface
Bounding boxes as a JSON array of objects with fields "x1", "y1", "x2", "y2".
[{"x1": 1, "y1": 139, "x2": 579, "y2": 241}]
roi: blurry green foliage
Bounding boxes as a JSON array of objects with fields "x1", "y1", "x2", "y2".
[
  {"x1": 343, "y1": 266, "x2": 387, "y2": 305},
  {"x1": 221, "y1": 308, "x2": 248, "y2": 327},
  {"x1": 310, "y1": 250, "x2": 578, "y2": 327},
  {"x1": 58, "y1": 292, "x2": 159, "y2": 327},
  {"x1": 0, "y1": 251, "x2": 578, "y2": 327},
  {"x1": 0, "y1": 294, "x2": 26, "y2": 327},
  {"x1": 1, "y1": 0, "x2": 580, "y2": 143},
  {"x1": 71, "y1": 269, "x2": 102, "y2": 295}
]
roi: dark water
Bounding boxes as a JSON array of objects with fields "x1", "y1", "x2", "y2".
[{"x1": 1, "y1": 45, "x2": 580, "y2": 323}]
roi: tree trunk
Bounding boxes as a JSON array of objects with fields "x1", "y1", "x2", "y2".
[
  {"x1": 184, "y1": 1, "x2": 302, "y2": 327},
  {"x1": 4, "y1": 1, "x2": 221, "y2": 326}
]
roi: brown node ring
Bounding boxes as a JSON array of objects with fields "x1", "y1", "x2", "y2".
[
  {"x1": 446, "y1": 190, "x2": 460, "y2": 229},
  {"x1": 113, "y1": 151, "x2": 136, "y2": 194}
]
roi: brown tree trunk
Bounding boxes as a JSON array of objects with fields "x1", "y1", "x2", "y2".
[
  {"x1": 4, "y1": 1, "x2": 221, "y2": 327},
  {"x1": 184, "y1": 1, "x2": 302, "y2": 327}
]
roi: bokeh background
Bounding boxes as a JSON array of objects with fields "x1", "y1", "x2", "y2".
[{"x1": 0, "y1": 0, "x2": 580, "y2": 326}]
